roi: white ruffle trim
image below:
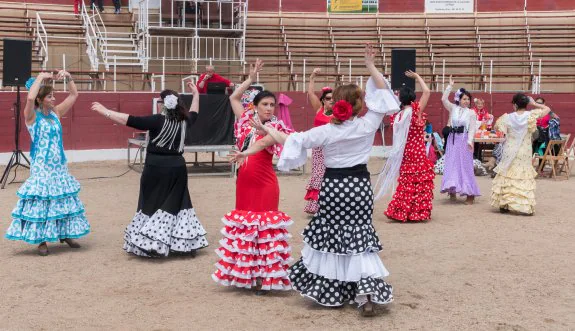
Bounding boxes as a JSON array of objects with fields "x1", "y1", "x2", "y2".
[
  {"x1": 277, "y1": 132, "x2": 308, "y2": 172},
  {"x1": 211, "y1": 275, "x2": 292, "y2": 291},
  {"x1": 214, "y1": 262, "x2": 289, "y2": 280},
  {"x1": 220, "y1": 227, "x2": 292, "y2": 243},
  {"x1": 215, "y1": 249, "x2": 294, "y2": 267},
  {"x1": 301, "y1": 243, "x2": 390, "y2": 282},
  {"x1": 365, "y1": 74, "x2": 401, "y2": 115},
  {"x1": 218, "y1": 239, "x2": 292, "y2": 255},
  {"x1": 123, "y1": 208, "x2": 208, "y2": 257}
]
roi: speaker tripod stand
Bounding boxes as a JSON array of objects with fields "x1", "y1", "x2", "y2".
[{"x1": 1, "y1": 85, "x2": 31, "y2": 189}]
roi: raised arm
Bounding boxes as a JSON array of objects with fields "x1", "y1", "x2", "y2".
[
  {"x1": 91, "y1": 102, "x2": 129, "y2": 126},
  {"x1": 24, "y1": 72, "x2": 53, "y2": 125},
  {"x1": 229, "y1": 134, "x2": 276, "y2": 166},
  {"x1": 528, "y1": 96, "x2": 551, "y2": 118},
  {"x1": 405, "y1": 70, "x2": 430, "y2": 112},
  {"x1": 308, "y1": 68, "x2": 323, "y2": 111},
  {"x1": 229, "y1": 59, "x2": 263, "y2": 118},
  {"x1": 362, "y1": 44, "x2": 401, "y2": 130},
  {"x1": 441, "y1": 76, "x2": 456, "y2": 112},
  {"x1": 365, "y1": 44, "x2": 386, "y2": 89},
  {"x1": 187, "y1": 82, "x2": 200, "y2": 113},
  {"x1": 53, "y1": 70, "x2": 78, "y2": 118},
  {"x1": 249, "y1": 117, "x2": 288, "y2": 145}
]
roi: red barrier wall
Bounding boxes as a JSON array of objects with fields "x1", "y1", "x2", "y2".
[
  {"x1": 0, "y1": 92, "x2": 155, "y2": 153},
  {"x1": 248, "y1": 0, "x2": 280, "y2": 11},
  {"x1": 2, "y1": 91, "x2": 574, "y2": 153},
  {"x1": 379, "y1": 0, "x2": 424, "y2": 13}
]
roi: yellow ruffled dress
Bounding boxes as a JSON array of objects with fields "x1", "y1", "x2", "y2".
[{"x1": 490, "y1": 109, "x2": 542, "y2": 214}]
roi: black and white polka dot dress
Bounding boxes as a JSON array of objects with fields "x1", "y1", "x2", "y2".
[
  {"x1": 289, "y1": 164, "x2": 393, "y2": 307},
  {"x1": 123, "y1": 154, "x2": 208, "y2": 257},
  {"x1": 121, "y1": 113, "x2": 209, "y2": 257}
]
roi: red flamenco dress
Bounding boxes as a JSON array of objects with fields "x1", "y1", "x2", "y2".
[
  {"x1": 212, "y1": 108, "x2": 294, "y2": 291},
  {"x1": 384, "y1": 102, "x2": 435, "y2": 222},
  {"x1": 303, "y1": 109, "x2": 332, "y2": 214}
]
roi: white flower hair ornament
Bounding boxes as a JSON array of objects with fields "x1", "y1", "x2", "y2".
[
  {"x1": 163, "y1": 94, "x2": 179, "y2": 110},
  {"x1": 454, "y1": 88, "x2": 465, "y2": 103}
]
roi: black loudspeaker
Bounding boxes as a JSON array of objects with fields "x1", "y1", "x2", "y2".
[
  {"x1": 2, "y1": 39, "x2": 32, "y2": 87},
  {"x1": 391, "y1": 49, "x2": 416, "y2": 91}
]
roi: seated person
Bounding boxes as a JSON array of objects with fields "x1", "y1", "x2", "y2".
[
  {"x1": 424, "y1": 132, "x2": 437, "y2": 164},
  {"x1": 532, "y1": 96, "x2": 550, "y2": 155},
  {"x1": 196, "y1": 65, "x2": 234, "y2": 94},
  {"x1": 472, "y1": 98, "x2": 494, "y2": 160},
  {"x1": 549, "y1": 111, "x2": 561, "y2": 141},
  {"x1": 473, "y1": 98, "x2": 493, "y2": 130}
]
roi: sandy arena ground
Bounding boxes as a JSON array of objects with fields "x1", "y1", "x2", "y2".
[{"x1": 0, "y1": 158, "x2": 574, "y2": 331}]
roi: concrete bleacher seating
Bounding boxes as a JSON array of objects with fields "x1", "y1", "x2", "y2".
[
  {"x1": 0, "y1": 2, "x2": 572, "y2": 93},
  {"x1": 245, "y1": 11, "x2": 575, "y2": 92}
]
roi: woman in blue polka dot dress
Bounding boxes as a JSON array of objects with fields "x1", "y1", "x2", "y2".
[{"x1": 5, "y1": 71, "x2": 90, "y2": 256}]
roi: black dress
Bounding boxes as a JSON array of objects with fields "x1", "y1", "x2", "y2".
[{"x1": 123, "y1": 112, "x2": 208, "y2": 257}]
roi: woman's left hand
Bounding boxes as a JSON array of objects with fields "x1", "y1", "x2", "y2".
[
  {"x1": 56, "y1": 70, "x2": 71, "y2": 80},
  {"x1": 187, "y1": 81, "x2": 199, "y2": 95},
  {"x1": 364, "y1": 43, "x2": 376, "y2": 65},
  {"x1": 249, "y1": 115, "x2": 267, "y2": 133}
]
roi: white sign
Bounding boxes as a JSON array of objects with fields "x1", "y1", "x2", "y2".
[{"x1": 425, "y1": 0, "x2": 474, "y2": 13}]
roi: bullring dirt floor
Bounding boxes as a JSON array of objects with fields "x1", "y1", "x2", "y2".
[{"x1": 0, "y1": 158, "x2": 573, "y2": 331}]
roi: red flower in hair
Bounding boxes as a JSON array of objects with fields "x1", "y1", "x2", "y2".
[
  {"x1": 332, "y1": 100, "x2": 353, "y2": 121},
  {"x1": 321, "y1": 86, "x2": 332, "y2": 93}
]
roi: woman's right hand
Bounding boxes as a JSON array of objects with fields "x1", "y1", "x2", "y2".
[
  {"x1": 90, "y1": 102, "x2": 108, "y2": 116},
  {"x1": 311, "y1": 68, "x2": 321, "y2": 79},
  {"x1": 248, "y1": 59, "x2": 264, "y2": 81},
  {"x1": 449, "y1": 75, "x2": 455, "y2": 86},
  {"x1": 38, "y1": 72, "x2": 53, "y2": 81},
  {"x1": 405, "y1": 70, "x2": 419, "y2": 79},
  {"x1": 228, "y1": 150, "x2": 246, "y2": 166},
  {"x1": 364, "y1": 43, "x2": 376, "y2": 66}
]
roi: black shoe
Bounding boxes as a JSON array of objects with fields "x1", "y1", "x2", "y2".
[
  {"x1": 60, "y1": 238, "x2": 81, "y2": 248},
  {"x1": 38, "y1": 243, "x2": 49, "y2": 256}
]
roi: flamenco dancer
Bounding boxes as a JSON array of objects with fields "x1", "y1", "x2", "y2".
[
  {"x1": 491, "y1": 94, "x2": 550, "y2": 215},
  {"x1": 304, "y1": 68, "x2": 333, "y2": 215},
  {"x1": 233, "y1": 45, "x2": 396, "y2": 316},
  {"x1": 211, "y1": 59, "x2": 294, "y2": 294},
  {"x1": 440, "y1": 76, "x2": 481, "y2": 204},
  {"x1": 5, "y1": 71, "x2": 90, "y2": 256},
  {"x1": 91, "y1": 83, "x2": 208, "y2": 257},
  {"x1": 380, "y1": 71, "x2": 435, "y2": 222}
]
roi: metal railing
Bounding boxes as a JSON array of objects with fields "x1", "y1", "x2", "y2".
[
  {"x1": 147, "y1": 36, "x2": 244, "y2": 61},
  {"x1": 181, "y1": 74, "x2": 199, "y2": 93},
  {"x1": 35, "y1": 12, "x2": 49, "y2": 69},
  {"x1": 17, "y1": 55, "x2": 570, "y2": 94},
  {"x1": 81, "y1": 2, "x2": 100, "y2": 70},
  {"x1": 89, "y1": 6, "x2": 109, "y2": 69},
  {"x1": 157, "y1": 0, "x2": 247, "y2": 30}
]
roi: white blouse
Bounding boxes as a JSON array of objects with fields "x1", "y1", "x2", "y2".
[
  {"x1": 441, "y1": 85, "x2": 478, "y2": 145},
  {"x1": 277, "y1": 75, "x2": 401, "y2": 171}
]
